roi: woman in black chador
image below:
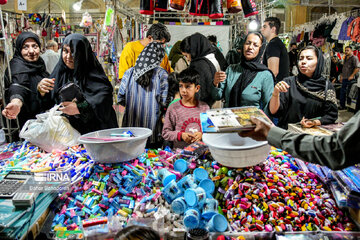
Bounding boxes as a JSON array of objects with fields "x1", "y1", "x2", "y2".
[
  {"x1": 269, "y1": 45, "x2": 338, "y2": 129},
  {"x1": 39, "y1": 33, "x2": 118, "y2": 134},
  {"x1": 2, "y1": 32, "x2": 51, "y2": 128}
]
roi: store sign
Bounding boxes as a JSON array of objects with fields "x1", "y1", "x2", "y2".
[{"x1": 17, "y1": 0, "x2": 27, "y2": 11}]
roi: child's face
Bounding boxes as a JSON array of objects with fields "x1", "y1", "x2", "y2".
[{"x1": 179, "y1": 81, "x2": 200, "y2": 101}]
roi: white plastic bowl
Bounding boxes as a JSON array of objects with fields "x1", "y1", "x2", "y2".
[
  {"x1": 78, "y1": 127, "x2": 152, "y2": 163},
  {"x1": 202, "y1": 133, "x2": 270, "y2": 168}
]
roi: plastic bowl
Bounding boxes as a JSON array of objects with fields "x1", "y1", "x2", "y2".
[
  {"x1": 202, "y1": 133, "x2": 270, "y2": 168},
  {"x1": 78, "y1": 127, "x2": 152, "y2": 163}
]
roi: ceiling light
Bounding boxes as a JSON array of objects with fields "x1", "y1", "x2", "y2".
[
  {"x1": 73, "y1": 0, "x2": 83, "y2": 11},
  {"x1": 248, "y1": 19, "x2": 259, "y2": 31}
]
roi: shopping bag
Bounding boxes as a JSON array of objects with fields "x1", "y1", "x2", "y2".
[{"x1": 19, "y1": 105, "x2": 80, "y2": 152}]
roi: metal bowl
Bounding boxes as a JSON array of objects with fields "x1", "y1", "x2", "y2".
[
  {"x1": 202, "y1": 133, "x2": 270, "y2": 168},
  {"x1": 78, "y1": 127, "x2": 152, "y2": 163}
]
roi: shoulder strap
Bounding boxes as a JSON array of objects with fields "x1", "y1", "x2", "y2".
[{"x1": 325, "y1": 80, "x2": 329, "y2": 101}]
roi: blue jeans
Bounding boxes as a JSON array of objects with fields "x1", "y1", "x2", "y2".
[{"x1": 340, "y1": 79, "x2": 355, "y2": 108}]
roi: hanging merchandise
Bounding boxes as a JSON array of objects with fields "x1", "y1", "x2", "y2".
[
  {"x1": 80, "y1": 12, "x2": 93, "y2": 28},
  {"x1": 226, "y1": 0, "x2": 241, "y2": 14},
  {"x1": 189, "y1": 0, "x2": 210, "y2": 16},
  {"x1": 240, "y1": 0, "x2": 258, "y2": 18},
  {"x1": 28, "y1": 13, "x2": 42, "y2": 24},
  {"x1": 209, "y1": 0, "x2": 224, "y2": 19},
  {"x1": 104, "y1": 6, "x2": 114, "y2": 26},
  {"x1": 155, "y1": 0, "x2": 168, "y2": 11},
  {"x1": 169, "y1": 0, "x2": 186, "y2": 11},
  {"x1": 140, "y1": 0, "x2": 154, "y2": 15},
  {"x1": 41, "y1": 28, "x2": 47, "y2": 37}
]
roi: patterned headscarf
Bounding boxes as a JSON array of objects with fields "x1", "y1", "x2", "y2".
[{"x1": 133, "y1": 42, "x2": 165, "y2": 83}]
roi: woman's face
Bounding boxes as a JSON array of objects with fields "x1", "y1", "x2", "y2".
[
  {"x1": 181, "y1": 52, "x2": 191, "y2": 62},
  {"x1": 21, "y1": 38, "x2": 40, "y2": 62},
  {"x1": 243, "y1": 34, "x2": 262, "y2": 61},
  {"x1": 298, "y1": 49, "x2": 317, "y2": 78},
  {"x1": 62, "y1": 44, "x2": 75, "y2": 69}
]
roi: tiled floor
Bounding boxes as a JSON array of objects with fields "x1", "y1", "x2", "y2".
[{"x1": 337, "y1": 109, "x2": 354, "y2": 123}]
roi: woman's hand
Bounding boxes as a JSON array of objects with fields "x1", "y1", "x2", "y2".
[
  {"x1": 300, "y1": 117, "x2": 320, "y2": 128},
  {"x1": 2, "y1": 99, "x2": 22, "y2": 119},
  {"x1": 273, "y1": 81, "x2": 290, "y2": 96},
  {"x1": 213, "y1": 71, "x2": 226, "y2": 87},
  {"x1": 59, "y1": 102, "x2": 80, "y2": 115},
  {"x1": 37, "y1": 78, "x2": 55, "y2": 96}
]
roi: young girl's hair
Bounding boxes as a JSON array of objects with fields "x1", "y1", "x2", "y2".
[
  {"x1": 136, "y1": 70, "x2": 154, "y2": 88},
  {"x1": 115, "y1": 225, "x2": 160, "y2": 240},
  {"x1": 178, "y1": 68, "x2": 200, "y2": 85}
]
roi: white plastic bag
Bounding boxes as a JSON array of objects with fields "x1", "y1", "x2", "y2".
[{"x1": 19, "y1": 105, "x2": 80, "y2": 152}]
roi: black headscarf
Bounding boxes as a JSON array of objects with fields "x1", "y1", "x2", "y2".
[
  {"x1": 132, "y1": 42, "x2": 165, "y2": 87},
  {"x1": 50, "y1": 33, "x2": 117, "y2": 133},
  {"x1": 296, "y1": 46, "x2": 326, "y2": 91},
  {"x1": 188, "y1": 33, "x2": 215, "y2": 60},
  {"x1": 6, "y1": 32, "x2": 49, "y2": 128},
  {"x1": 229, "y1": 32, "x2": 271, "y2": 107},
  {"x1": 168, "y1": 41, "x2": 183, "y2": 69},
  {"x1": 10, "y1": 32, "x2": 47, "y2": 75}
]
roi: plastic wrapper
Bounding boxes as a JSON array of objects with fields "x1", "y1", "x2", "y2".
[
  {"x1": 226, "y1": 0, "x2": 242, "y2": 13},
  {"x1": 170, "y1": 0, "x2": 186, "y2": 10},
  {"x1": 19, "y1": 105, "x2": 80, "y2": 153},
  {"x1": 79, "y1": 12, "x2": 92, "y2": 27},
  {"x1": 181, "y1": 141, "x2": 208, "y2": 158}
]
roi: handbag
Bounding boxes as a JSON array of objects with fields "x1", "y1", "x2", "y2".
[{"x1": 58, "y1": 82, "x2": 84, "y2": 102}]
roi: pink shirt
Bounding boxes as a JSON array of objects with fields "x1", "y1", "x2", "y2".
[{"x1": 162, "y1": 100, "x2": 210, "y2": 149}]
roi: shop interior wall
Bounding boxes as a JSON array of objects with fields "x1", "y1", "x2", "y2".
[{"x1": 142, "y1": 24, "x2": 231, "y2": 56}]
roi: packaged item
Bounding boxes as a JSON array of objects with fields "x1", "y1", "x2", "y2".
[
  {"x1": 170, "y1": 0, "x2": 186, "y2": 10},
  {"x1": 226, "y1": 0, "x2": 242, "y2": 13},
  {"x1": 201, "y1": 106, "x2": 272, "y2": 133}
]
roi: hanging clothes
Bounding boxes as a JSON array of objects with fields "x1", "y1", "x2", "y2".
[
  {"x1": 347, "y1": 17, "x2": 360, "y2": 43},
  {"x1": 338, "y1": 16, "x2": 354, "y2": 41}
]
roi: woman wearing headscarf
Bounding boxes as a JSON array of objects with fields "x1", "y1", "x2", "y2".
[
  {"x1": 168, "y1": 41, "x2": 189, "y2": 73},
  {"x1": 2, "y1": 32, "x2": 52, "y2": 128},
  {"x1": 39, "y1": 33, "x2": 118, "y2": 134},
  {"x1": 269, "y1": 45, "x2": 338, "y2": 129},
  {"x1": 118, "y1": 42, "x2": 168, "y2": 148},
  {"x1": 180, "y1": 33, "x2": 220, "y2": 107},
  {"x1": 225, "y1": 35, "x2": 243, "y2": 65},
  {"x1": 211, "y1": 32, "x2": 274, "y2": 113}
]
